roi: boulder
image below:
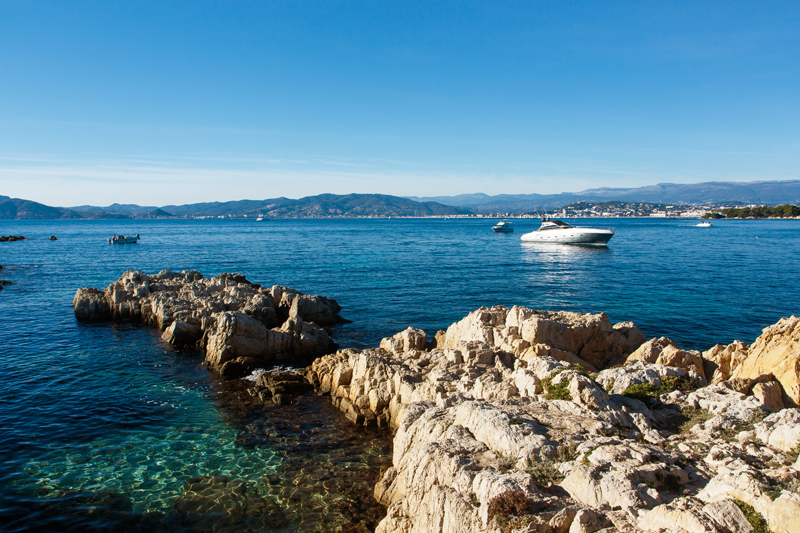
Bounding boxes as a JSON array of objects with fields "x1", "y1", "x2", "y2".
[
  {"x1": 732, "y1": 316, "x2": 800, "y2": 407},
  {"x1": 161, "y1": 320, "x2": 202, "y2": 346},
  {"x1": 439, "y1": 306, "x2": 645, "y2": 370},
  {"x1": 73, "y1": 287, "x2": 111, "y2": 321},
  {"x1": 380, "y1": 327, "x2": 427, "y2": 354},
  {"x1": 754, "y1": 409, "x2": 800, "y2": 453},
  {"x1": 626, "y1": 337, "x2": 705, "y2": 379},
  {"x1": 752, "y1": 381, "x2": 786, "y2": 412},
  {"x1": 703, "y1": 341, "x2": 749, "y2": 385}
]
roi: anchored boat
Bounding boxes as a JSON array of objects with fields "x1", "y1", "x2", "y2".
[
  {"x1": 109, "y1": 234, "x2": 140, "y2": 244},
  {"x1": 492, "y1": 221, "x2": 514, "y2": 233},
  {"x1": 520, "y1": 218, "x2": 614, "y2": 245}
]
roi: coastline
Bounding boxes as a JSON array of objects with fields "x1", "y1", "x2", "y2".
[{"x1": 74, "y1": 270, "x2": 800, "y2": 533}]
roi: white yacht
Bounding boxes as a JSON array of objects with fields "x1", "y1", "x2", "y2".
[
  {"x1": 492, "y1": 221, "x2": 514, "y2": 233},
  {"x1": 520, "y1": 218, "x2": 614, "y2": 245},
  {"x1": 696, "y1": 221, "x2": 712, "y2": 228}
]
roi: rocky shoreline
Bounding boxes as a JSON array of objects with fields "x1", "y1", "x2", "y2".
[
  {"x1": 73, "y1": 269, "x2": 344, "y2": 378},
  {"x1": 74, "y1": 271, "x2": 800, "y2": 533}
]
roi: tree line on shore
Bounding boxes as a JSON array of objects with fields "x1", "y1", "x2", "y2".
[{"x1": 704, "y1": 204, "x2": 800, "y2": 219}]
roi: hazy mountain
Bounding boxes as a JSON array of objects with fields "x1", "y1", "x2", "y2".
[
  {"x1": 2, "y1": 193, "x2": 470, "y2": 219},
  {"x1": 409, "y1": 180, "x2": 800, "y2": 212},
  {"x1": 0, "y1": 198, "x2": 82, "y2": 219},
  {"x1": 163, "y1": 193, "x2": 471, "y2": 217},
  {"x1": 69, "y1": 203, "x2": 158, "y2": 215}
]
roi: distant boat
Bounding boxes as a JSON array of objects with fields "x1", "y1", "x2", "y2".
[
  {"x1": 109, "y1": 234, "x2": 139, "y2": 244},
  {"x1": 520, "y1": 218, "x2": 614, "y2": 245},
  {"x1": 696, "y1": 221, "x2": 712, "y2": 228},
  {"x1": 256, "y1": 216, "x2": 269, "y2": 222},
  {"x1": 492, "y1": 221, "x2": 514, "y2": 233}
]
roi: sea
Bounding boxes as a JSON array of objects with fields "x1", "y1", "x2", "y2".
[{"x1": 1, "y1": 217, "x2": 798, "y2": 532}]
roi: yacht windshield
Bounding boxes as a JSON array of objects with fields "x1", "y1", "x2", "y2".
[{"x1": 539, "y1": 219, "x2": 573, "y2": 231}]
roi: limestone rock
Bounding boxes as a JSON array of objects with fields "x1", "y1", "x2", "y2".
[
  {"x1": 161, "y1": 320, "x2": 202, "y2": 346},
  {"x1": 752, "y1": 381, "x2": 786, "y2": 412},
  {"x1": 439, "y1": 306, "x2": 645, "y2": 370},
  {"x1": 637, "y1": 497, "x2": 724, "y2": 533},
  {"x1": 380, "y1": 327, "x2": 428, "y2": 354},
  {"x1": 74, "y1": 270, "x2": 341, "y2": 372},
  {"x1": 733, "y1": 315, "x2": 800, "y2": 407},
  {"x1": 703, "y1": 341, "x2": 748, "y2": 385},
  {"x1": 303, "y1": 310, "x2": 800, "y2": 533},
  {"x1": 73, "y1": 287, "x2": 111, "y2": 321},
  {"x1": 626, "y1": 337, "x2": 706, "y2": 379},
  {"x1": 754, "y1": 408, "x2": 800, "y2": 453},
  {"x1": 702, "y1": 499, "x2": 754, "y2": 533}
]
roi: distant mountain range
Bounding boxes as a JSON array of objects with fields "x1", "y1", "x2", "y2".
[
  {"x1": 408, "y1": 180, "x2": 800, "y2": 212},
  {"x1": 1, "y1": 180, "x2": 798, "y2": 219},
  {"x1": 0, "y1": 193, "x2": 470, "y2": 220}
]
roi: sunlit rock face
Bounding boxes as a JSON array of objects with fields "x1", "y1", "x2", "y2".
[{"x1": 308, "y1": 306, "x2": 800, "y2": 533}]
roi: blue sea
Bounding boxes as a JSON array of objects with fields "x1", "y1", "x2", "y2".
[{"x1": 1, "y1": 217, "x2": 799, "y2": 531}]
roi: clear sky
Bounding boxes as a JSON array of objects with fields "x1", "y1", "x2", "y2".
[{"x1": 1, "y1": 1, "x2": 798, "y2": 206}]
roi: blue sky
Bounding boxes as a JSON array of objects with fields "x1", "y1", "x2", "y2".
[{"x1": 1, "y1": 1, "x2": 798, "y2": 206}]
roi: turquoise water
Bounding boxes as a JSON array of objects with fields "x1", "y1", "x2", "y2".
[{"x1": 1, "y1": 217, "x2": 799, "y2": 531}]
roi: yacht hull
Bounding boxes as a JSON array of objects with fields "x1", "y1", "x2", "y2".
[{"x1": 520, "y1": 228, "x2": 614, "y2": 244}]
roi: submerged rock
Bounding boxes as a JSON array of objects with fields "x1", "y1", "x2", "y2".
[
  {"x1": 175, "y1": 475, "x2": 287, "y2": 531},
  {"x1": 73, "y1": 270, "x2": 343, "y2": 372}
]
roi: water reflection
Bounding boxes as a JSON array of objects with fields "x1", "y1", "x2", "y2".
[{"x1": 520, "y1": 242, "x2": 613, "y2": 262}]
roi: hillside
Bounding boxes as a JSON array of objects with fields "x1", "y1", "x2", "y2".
[
  {"x1": 409, "y1": 180, "x2": 800, "y2": 212},
  {"x1": 162, "y1": 193, "x2": 472, "y2": 217},
  {"x1": 1, "y1": 193, "x2": 471, "y2": 219},
  {"x1": 0, "y1": 198, "x2": 82, "y2": 220}
]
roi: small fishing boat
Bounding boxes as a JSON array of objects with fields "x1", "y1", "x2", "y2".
[
  {"x1": 109, "y1": 234, "x2": 139, "y2": 244},
  {"x1": 492, "y1": 221, "x2": 514, "y2": 233},
  {"x1": 696, "y1": 221, "x2": 712, "y2": 228}
]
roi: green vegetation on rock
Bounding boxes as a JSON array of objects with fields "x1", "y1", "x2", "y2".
[
  {"x1": 621, "y1": 375, "x2": 703, "y2": 403},
  {"x1": 734, "y1": 500, "x2": 772, "y2": 533}
]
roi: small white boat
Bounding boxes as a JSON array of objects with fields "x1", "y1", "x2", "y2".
[
  {"x1": 492, "y1": 221, "x2": 514, "y2": 233},
  {"x1": 520, "y1": 218, "x2": 614, "y2": 245},
  {"x1": 696, "y1": 221, "x2": 712, "y2": 227},
  {"x1": 256, "y1": 216, "x2": 269, "y2": 221},
  {"x1": 109, "y1": 234, "x2": 139, "y2": 244}
]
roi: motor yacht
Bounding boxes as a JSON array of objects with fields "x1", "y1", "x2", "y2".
[
  {"x1": 492, "y1": 221, "x2": 514, "y2": 233},
  {"x1": 520, "y1": 218, "x2": 614, "y2": 245},
  {"x1": 696, "y1": 221, "x2": 712, "y2": 228}
]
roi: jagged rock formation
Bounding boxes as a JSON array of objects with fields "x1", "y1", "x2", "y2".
[
  {"x1": 307, "y1": 306, "x2": 800, "y2": 533},
  {"x1": 732, "y1": 316, "x2": 800, "y2": 407},
  {"x1": 73, "y1": 269, "x2": 343, "y2": 376}
]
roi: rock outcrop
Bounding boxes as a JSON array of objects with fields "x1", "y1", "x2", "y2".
[
  {"x1": 732, "y1": 316, "x2": 800, "y2": 407},
  {"x1": 306, "y1": 307, "x2": 800, "y2": 533},
  {"x1": 74, "y1": 270, "x2": 342, "y2": 375}
]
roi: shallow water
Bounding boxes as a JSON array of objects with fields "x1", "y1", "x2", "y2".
[{"x1": 0, "y1": 217, "x2": 798, "y2": 531}]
